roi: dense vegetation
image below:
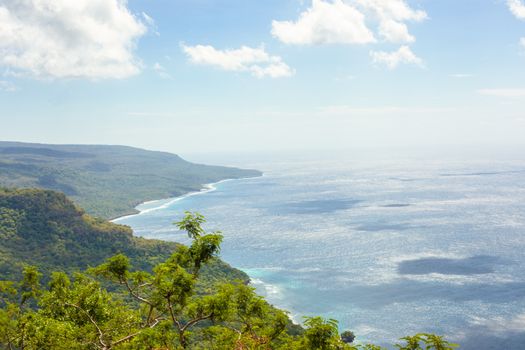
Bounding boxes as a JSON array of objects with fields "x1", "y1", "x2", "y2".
[
  {"x1": 0, "y1": 212, "x2": 458, "y2": 349},
  {"x1": 0, "y1": 188, "x2": 246, "y2": 289},
  {"x1": 0, "y1": 142, "x2": 261, "y2": 219}
]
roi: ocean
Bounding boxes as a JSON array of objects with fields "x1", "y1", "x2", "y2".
[{"x1": 114, "y1": 151, "x2": 525, "y2": 349}]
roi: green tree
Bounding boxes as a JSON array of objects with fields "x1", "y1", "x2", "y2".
[
  {"x1": 341, "y1": 331, "x2": 355, "y2": 344},
  {"x1": 396, "y1": 334, "x2": 458, "y2": 350}
]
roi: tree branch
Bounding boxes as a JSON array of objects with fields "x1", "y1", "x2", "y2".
[
  {"x1": 167, "y1": 301, "x2": 182, "y2": 331},
  {"x1": 65, "y1": 303, "x2": 107, "y2": 349},
  {"x1": 181, "y1": 313, "x2": 214, "y2": 332},
  {"x1": 145, "y1": 304, "x2": 154, "y2": 326},
  {"x1": 112, "y1": 318, "x2": 163, "y2": 347},
  {"x1": 121, "y1": 279, "x2": 153, "y2": 306}
]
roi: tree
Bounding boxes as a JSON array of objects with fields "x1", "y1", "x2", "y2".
[
  {"x1": 89, "y1": 211, "x2": 229, "y2": 348},
  {"x1": 302, "y1": 317, "x2": 342, "y2": 349},
  {"x1": 341, "y1": 331, "x2": 355, "y2": 344},
  {"x1": 395, "y1": 334, "x2": 458, "y2": 350}
]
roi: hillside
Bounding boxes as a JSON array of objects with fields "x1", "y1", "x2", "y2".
[
  {"x1": 0, "y1": 187, "x2": 247, "y2": 288},
  {"x1": 0, "y1": 141, "x2": 261, "y2": 219}
]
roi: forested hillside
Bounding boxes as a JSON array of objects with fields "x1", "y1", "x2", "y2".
[
  {"x1": 0, "y1": 188, "x2": 247, "y2": 289},
  {"x1": 0, "y1": 142, "x2": 261, "y2": 219}
]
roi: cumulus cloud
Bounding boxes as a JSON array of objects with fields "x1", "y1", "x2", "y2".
[
  {"x1": 478, "y1": 89, "x2": 525, "y2": 97},
  {"x1": 270, "y1": 0, "x2": 426, "y2": 69},
  {"x1": 271, "y1": 0, "x2": 426, "y2": 45},
  {"x1": 181, "y1": 44, "x2": 294, "y2": 78},
  {"x1": 153, "y1": 62, "x2": 171, "y2": 79},
  {"x1": 508, "y1": 0, "x2": 525, "y2": 19},
  {"x1": 0, "y1": 0, "x2": 147, "y2": 79},
  {"x1": 356, "y1": 0, "x2": 427, "y2": 43},
  {"x1": 142, "y1": 12, "x2": 159, "y2": 36},
  {"x1": 356, "y1": 0, "x2": 427, "y2": 22},
  {"x1": 507, "y1": 1, "x2": 525, "y2": 48},
  {"x1": 370, "y1": 45, "x2": 423, "y2": 69},
  {"x1": 142, "y1": 12, "x2": 155, "y2": 26},
  {"x1": 271, "y1": 0, "x2": 376, "y2": 45}
]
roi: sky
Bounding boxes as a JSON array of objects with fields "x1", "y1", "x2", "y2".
[{"x1": 1, "y1": 0, "x2": 525, "y2": 154}]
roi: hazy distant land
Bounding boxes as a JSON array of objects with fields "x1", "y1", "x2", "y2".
[{"x1": 0, "y1": 141, "x2": 261, "y2": 219}]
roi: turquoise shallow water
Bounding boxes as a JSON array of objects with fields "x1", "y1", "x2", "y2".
[{"x1": 115, "y1": 154, "x2": 525, "y2": 349}]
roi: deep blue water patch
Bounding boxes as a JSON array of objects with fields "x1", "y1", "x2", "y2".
[
  {"x1": 398, "y1": 255, "x2": 504, "y2": 276},
  {"x1": 270, "y1": 199, "x2": 362, "y2": 215},
  {"x1": 381, "y1": 203, "x2": 411, "y2": 208},
  {"x1": 312, "y1": 280, "x2": 525, "y2": 308},
  {"x1": 355, "y1": 222, "x2": 413, "y2": 232},
  {"x1": 440, "y1": 170, "x2": 525, "y2": 177}
]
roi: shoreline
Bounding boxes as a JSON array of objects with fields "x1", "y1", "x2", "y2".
[
  {"x1": 110, "y1": 172, "x2": 303, "y2": 327},
  {"x1": 111, "y1": 175, "x2": 263, "y2": 223}
]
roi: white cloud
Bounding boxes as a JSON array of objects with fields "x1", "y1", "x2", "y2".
[
  {"x1": 181, "y1": 44, "x2": 294, "y2": 78},
  {"x1": 142, "y1": 12, "x2": 155, "y2": 26},
  {"x1": 153, "y1": 62, "x2": 171, "y2": 79},
  {"x1": 507, "y1": 1, "x2": 525, "y2": 50},
  {"x1": 271, "y1": 0, "x2": 376, "y2": 45},
  {"x1": 0, "y1": 0, "x2": 147, "y2": 79},
  {"x1": 508, "y1": 0, "x2": 525, "y2": 19},
  {"x1": 271, "y1": 0, "x2": 426, "y2": 45},
  {"x1": 377, "y1": 19, "x2": 414, "y2": 43},
  {"x1": 142, "y1": 12, "x2": 159, "y2": 36},
  {"x1": 0, "y1": 80, "x2": 17, "y2": 92},
  {"x1": 355, "y1": 0, "x2": 427, "y2": 43},
  {"x1": 270, "y1": 0, "x2": 427, "y2": 68},
  {"x1": 478, "y1": 89, "x2": 525, "y2": 97},
  {"x1": 370, "y1": 45, "x2": 423, "y2": 69}
]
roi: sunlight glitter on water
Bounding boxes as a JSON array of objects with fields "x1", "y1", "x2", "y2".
[{"x1": 118, "y1": 155, "x2": 525, "y2": 349}]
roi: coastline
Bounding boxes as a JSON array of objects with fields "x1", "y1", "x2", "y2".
[
  {"x1": 111, "y1": 175, "x2": 263, "y2": 223},
  {"x1": 110, "y1": 172, "x2": 303, "y2": 328}
]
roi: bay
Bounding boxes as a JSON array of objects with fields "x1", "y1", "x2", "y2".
[{"x1": 115, "y1": 152, "x2": 525, "y2": 349}]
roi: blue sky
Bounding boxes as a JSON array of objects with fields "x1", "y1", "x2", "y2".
[{"x1": 1, "y1": 0, "x2": 525, "y2": 154}]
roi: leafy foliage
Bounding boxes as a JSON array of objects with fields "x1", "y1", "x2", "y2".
[
  {"x1": 341, "y1": 331, "x2": 356, "y2": 344},
  {"x1": 396, "y1": 334, "x2": 458, "y2": 350}
]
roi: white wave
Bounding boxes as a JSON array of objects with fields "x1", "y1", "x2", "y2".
[
  {"x1": 248, "y1": 277, "x2": 303, "y2": 324},
  {"x1": 261, "y1": 282, "x2": 282, "y2": 297},
  {"x1": 112, "y1": 176, "x2": 259, "y2": 222},
  {"x1": 249, "y1": 278, "x2": 285, "y2": 299}
]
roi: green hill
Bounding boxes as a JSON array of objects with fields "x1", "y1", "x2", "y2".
[
  {"x1": 0, "y1": 187, "x2": 247, "y2": 289},
  {"x1": 0, "y1": 141, "x2": 261, "y2": 219}
]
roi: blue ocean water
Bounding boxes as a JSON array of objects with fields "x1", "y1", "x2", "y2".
[{"x1": 115, "y1": 153, "x2": 525, "y2": 349}]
